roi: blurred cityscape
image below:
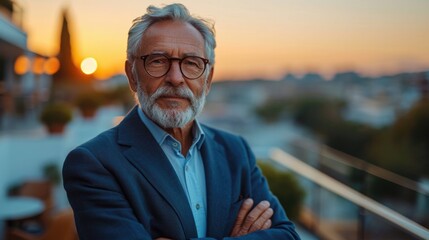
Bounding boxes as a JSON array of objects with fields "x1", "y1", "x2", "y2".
[{"x1": 1, "y1": 1, "x2": 429, "y2": 240}]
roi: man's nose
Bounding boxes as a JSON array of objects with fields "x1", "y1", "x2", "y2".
[{"x1": 165, "y1": 61, "x2": 185, "y2": 86}]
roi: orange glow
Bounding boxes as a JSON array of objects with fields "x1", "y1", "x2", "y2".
[
  {"x1": 21, "y1": 0, "x2": 429, "y2": 80},
  {"x1": 80, "y1": 57, "x2": 98, "y2": 75},
  {"x1": 14, "y1": 56, "x2": 31, "y2": 75},
  {"x1": 43, "y1": 57, "x2": 60, "y2": 75},
  {"x1": 32, "y1": 57, "x2": 45, "y2": 74}
]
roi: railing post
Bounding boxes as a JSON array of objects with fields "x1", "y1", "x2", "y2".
[
  {"x1": 357, "y1": 166, "x2": 369, "y2": 240},
  {"x1": 358, "y1": 206, "x2": 366, "y2": 240}
]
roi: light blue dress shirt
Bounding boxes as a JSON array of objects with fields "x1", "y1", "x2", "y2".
[{"x1": 137, "y1": 108, "x2": 207, "y2": 237}]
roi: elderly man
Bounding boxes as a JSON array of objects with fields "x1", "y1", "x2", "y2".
[{"x1": 63, "y1": 3, "x2": 300, "y2": 240}]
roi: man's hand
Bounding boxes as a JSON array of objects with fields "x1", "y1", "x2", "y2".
[{"x1": 230, "y1": 198, "x2": 273, "y2": 237}]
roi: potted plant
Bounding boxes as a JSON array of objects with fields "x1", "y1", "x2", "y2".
[
  {"x1": 43, "y1": 162, "x2": 62, "y2": 186},
  {"x1": 39, "y1": 102, "x2": 73, "y2": 134},
  {"x1": 75, "y1": 91, "x2": 104, "y2": 119},
  {"x1": 105, "y1": 85, "x2": 135, "y2": 111}
]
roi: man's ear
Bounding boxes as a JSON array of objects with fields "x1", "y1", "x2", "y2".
[
  {"x1": 205, "y1": 66, "x2": 214, "y2": 95},
  {"x1": 125, "y1": 60, "x2": 137, "y2": 92}
]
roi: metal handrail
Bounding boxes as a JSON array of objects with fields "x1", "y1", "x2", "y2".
[
  {"x1": 321, "y1": 145, "x2": 429, "y2": 196},
  {"x1": 270, "y1": 147, "x2": 429, "y2": 240},
  {"x1": 292, "y1": 138, "x2": 429, "y2": 196}
]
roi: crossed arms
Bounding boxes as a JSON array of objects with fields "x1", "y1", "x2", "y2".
[{"x1": 63, "y1": 135, "x2": 300, "y2": 239}]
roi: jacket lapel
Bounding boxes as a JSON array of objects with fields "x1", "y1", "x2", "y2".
[
  {"x1": 117, "y1": 107, "x2": 198, "y2": 238},
  {"x1": 201, "y1": 129, "x2": 232, "y2": 237}
]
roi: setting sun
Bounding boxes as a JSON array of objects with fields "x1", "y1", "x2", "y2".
[{"x1": 80, "y1": 57, "x2": 98, "y2": 75}]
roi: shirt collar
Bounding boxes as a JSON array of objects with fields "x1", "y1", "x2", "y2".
[
  {"x1": 192, "y1": 119, "x2": 206, "y2": 149},
  {"x1": 137, "y1": 107, "x2": 205, "y2": 149}
]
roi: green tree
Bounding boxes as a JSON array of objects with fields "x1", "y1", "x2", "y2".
[
  {"x1": 283, "y1": 96, "x2": 377, "y2": 159},
  {"x1": 258, "y1": 161, "x2": 305, "y2": 220},
  {"x1": 254, "y1": 99, "x2": 289, "y2": 123},
  {"x1": 368, "y1": 100, "x2": 429, "y2": 178}
]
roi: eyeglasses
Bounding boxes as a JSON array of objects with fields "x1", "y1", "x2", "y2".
[{"x1": 139, "y1": 54, "x2": 209, "y2": 79}]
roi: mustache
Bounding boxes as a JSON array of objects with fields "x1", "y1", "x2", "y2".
[{"x1": 150, "y1": 86, "x2": 195, "y2": 100}]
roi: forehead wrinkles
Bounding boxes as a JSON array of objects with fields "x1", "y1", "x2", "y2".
[
  {"x1": 140, "y1": 21, "x2": 205, "y2": 55},
  {"x1": 148, "y1": 35, "x2": 203, "y2": 49}
]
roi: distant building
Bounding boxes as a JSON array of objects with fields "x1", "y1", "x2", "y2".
[
  {"x1": 52, "y1": 9, "x2": 93, "y2": 100},
  {"x1": 0, "y1": 1, "x2": 53, "y2": 131}
]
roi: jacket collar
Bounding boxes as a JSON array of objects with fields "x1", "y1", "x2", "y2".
[
  {"x1": 200, "y1": 128, "x2": 232, "y2": 237},
  {"x1": 117, "y1": 106, "x2": 232, "y2": 238},
  {"x1": 117, "y1": 106, "x2": 198, "y2": 238}
]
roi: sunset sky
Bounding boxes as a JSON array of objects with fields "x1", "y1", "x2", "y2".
[{"x1": 14, "y1": 0, "x2": 429, "y2": 81}]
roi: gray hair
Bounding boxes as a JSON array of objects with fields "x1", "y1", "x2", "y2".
[{"x1": 127, "y1": 3, "x2": 216, "y2": 66}]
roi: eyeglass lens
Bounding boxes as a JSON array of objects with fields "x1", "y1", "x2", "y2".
[{"x1": 144, "y1": 54, "x2": 206, "y2": 79}]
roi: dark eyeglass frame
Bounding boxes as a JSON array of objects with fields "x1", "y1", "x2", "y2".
[{"x1": 139, "y1": 54, "x2": 210, "y2": 80}]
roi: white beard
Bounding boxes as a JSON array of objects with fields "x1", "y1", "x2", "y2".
[{"x1": 136, "y1": 83, "x2": 206, "y2": 129}]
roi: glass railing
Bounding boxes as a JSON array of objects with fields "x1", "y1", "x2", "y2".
[{"x1": 270, "y1": 146, "x2": 429, "y2": 240}]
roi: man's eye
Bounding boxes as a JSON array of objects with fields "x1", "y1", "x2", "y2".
[
  {"x1": 183, "y1": 59, "x2": 201, "y2": 68},
  {"x1": 149, "y1": 58, "x2": 167, "y2": 65}
]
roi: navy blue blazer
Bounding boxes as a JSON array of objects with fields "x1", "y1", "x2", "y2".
[{"x1": 63, "y1": 107, "x2": 300, "y2": 240}]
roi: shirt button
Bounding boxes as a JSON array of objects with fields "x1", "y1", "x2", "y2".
[
  {"x1": 172, "y1": 142, "x2": 178, "y2": 147},
  {"x1": 185, "y1": 166, "x2": 189, "y2": 171},
  {"x1": 196, "y1": 203, "x2": 200, "y2": 210}
]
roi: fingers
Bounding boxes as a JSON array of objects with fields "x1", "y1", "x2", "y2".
[
  {"x1": 230, "y1": 198, "x2": 253, "y2": 236},
  {"x1": 262, "y1": 219, "x2": 272, "y2": 230},
  {"x1": 238, "y1": 200, "x2": 271, "y2": 235},
  {"x1": 230, "y1": 199, "x2": 274, "y2": 237},
  {"x1": 248, "y1": 207, "x2": 273, "y2": 232}
]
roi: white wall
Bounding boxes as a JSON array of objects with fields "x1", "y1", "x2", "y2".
[{"x1": 0, "y1": 106, "x2": 125, "y2": 208}]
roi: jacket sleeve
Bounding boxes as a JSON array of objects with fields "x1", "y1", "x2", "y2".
[
  {"x1": 220, "y1": 137, "x2": 300, "y2": 240},
  {"x1": 63, "y1": 146, "x2": 152, "y2": 240}
]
